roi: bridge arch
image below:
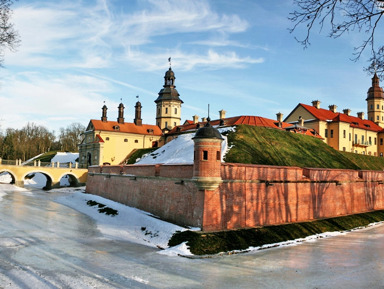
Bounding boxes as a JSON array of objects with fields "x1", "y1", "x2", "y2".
[
  {"x1": 22, "y1": 170, "x2": 55, "y2": 190},
  {"x1": 0, "y1": 169, "x2": 16, "y2": 184},
  {"x1": 58, "y1": 172, "x2": 81, "y2": 187}
]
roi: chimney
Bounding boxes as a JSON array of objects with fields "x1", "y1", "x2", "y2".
[
  {"x1": 357, "y1": 112, "x2": 365, "y2": 120},
  {"x1": 298, "y1": 116, "x2": 304, "y2": 127},
  {"x1": 101, "y1": 104, "x2": 108, "y2": 122},
  {"x1": 193, "y1": 115, "x2": 199, "y2": 124},
  {"x1": 134, "y1": 101, "x2": 142, "y2": 126},
  {"x1": 343, "y1": 108, "x2": 351, "y2": 116},
  {"x1": 329, "y1": 104, "x2": 337, "y2": 113},
  {"x1": 117, "y1": 103, "x2": 125, "y2": 124},
  {"x1": 201, "y1": 117, "x2": 207, "y2": 122},
  {"x1": 276, "y1": 112, "x2": 283, "y2": 123},
  {"x1": 312, "y1": 100, "x2": 321, "y2": 109},
  {"x1": 219, "y1": 109, "x2": 226, "y2": 120}
]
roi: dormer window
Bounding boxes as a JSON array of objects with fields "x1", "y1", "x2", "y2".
[
  {"x1": 113, "y1": 125, "x2": 120, "y2": 131},
  {"x1": 147, "y1": 129, "x2": 154, "y2": 134}
]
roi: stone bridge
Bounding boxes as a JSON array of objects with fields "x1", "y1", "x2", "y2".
[{"x1": 0, "y1": 161, "x2": 88, "y2": 190}]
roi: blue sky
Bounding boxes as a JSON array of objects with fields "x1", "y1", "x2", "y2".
[{"x1": 0, "y1": 0, "x2": 382, "y2": 134}]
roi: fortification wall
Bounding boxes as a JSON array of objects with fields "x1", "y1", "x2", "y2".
[
  {"x1": 86, "y1": 164, "x2": 201, "y2": 227},
  {"x1": 86, "y1": 163, "x2": 384, "y2": 232}
]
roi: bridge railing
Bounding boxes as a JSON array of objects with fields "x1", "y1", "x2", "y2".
[{"x1": 0, "y1": 158, "x2": 79, "y2": 169}]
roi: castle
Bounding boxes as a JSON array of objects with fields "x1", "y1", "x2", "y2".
[
  {"x1": 84, "y1": 67, "x2": 384, "y2": 232},
  {"x1": 79, "y1": 64, "x2": 384, "y2": 168}
]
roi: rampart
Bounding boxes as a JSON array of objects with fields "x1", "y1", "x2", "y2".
[{"x1": 86, "y1": 163, "x2": 384, "y2": 231}]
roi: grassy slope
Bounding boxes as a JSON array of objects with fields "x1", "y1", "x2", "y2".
[
  {"x1": 169, "y1": 210, "x2": 384, "y2": 255},
  {"x1": 224, "y1": 125, "x2": 384, "y2": 170}
]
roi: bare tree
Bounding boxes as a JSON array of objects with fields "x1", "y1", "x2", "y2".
[
  {"x1": 0, "y1": 0, "x2": 19, "y2": 66},
  {"x1": 289, "y1": 0, "x2": 384, "y2": 76},
  {"x1": 59, "y1": 123, "x2": 85, "y2": 152}
]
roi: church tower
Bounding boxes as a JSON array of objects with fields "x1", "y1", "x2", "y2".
[
  {"x1": 367, "y1": 73, "x2": 384, "y2": 126},
  {"x1": 155, "y1": 63, "x2": 183, "y2": 130}
]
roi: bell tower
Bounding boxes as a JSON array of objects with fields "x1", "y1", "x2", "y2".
[
  {"x1": 155, "y1": 59, "x2": 183, "y2": 130},
  {"x1": 367, "y1": 73, "x2": 384, "y2": 127}
]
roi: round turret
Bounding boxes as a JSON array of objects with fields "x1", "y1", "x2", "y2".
[{"x1": 192, "y1": 120, "x2": 223, "y2": 191}]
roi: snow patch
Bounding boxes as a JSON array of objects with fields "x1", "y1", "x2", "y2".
[
  {"x1": 54, "y1": 189, "x2": 189, "y2": 249},
  {"x1": 51, "y1": 152, "x2": 79, "y2": 164},
  {"x1": 137, "y1": 126, "x2": 235, "y2": 165}
]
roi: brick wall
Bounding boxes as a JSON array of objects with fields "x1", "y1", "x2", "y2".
[{"x1": 86, "y1": 163, "x2": 384, "y2": 232}]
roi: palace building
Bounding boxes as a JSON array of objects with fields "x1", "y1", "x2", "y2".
[
  {"x1": 79, "y1": 60, "x2": 384, "y2": 168},
  {"x1": 284, "y1": 73, "x2": 384, "y2": 156}
]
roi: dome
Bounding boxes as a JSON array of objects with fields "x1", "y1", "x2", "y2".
[
  {"x1": 193, "y1": 121, "x2": 223, "y2": 140},
  {"x1": 165, "y1": 68, "x2": 175, "y2": 78}
]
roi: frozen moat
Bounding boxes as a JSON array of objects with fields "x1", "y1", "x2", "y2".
[{"x1": 0, "y1": 185, "x2": 384, "y2": 288}]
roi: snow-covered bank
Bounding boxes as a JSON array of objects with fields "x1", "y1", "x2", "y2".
[{"x1": 53, "y1": 187, "x2": 193, "y2": 255}]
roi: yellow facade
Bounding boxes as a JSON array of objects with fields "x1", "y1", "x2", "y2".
[
  {"x1": 156, "y1": 100, "x2": 182, "y2": 129},
  {"x1": 285, "y1": 104, "x2": 381, "y2": 156}
]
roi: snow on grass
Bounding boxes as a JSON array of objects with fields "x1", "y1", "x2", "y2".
[
  {"x1": 51, "y1": 152, "x2": 79, "y2": 164},
  {"x1": 136, "y1": 127, "x2": 235, "y2": 165},
  {"x1": 54, "y1": 187, "x2": 191, "y2": 254}
]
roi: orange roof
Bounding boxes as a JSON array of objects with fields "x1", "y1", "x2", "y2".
[
  {"x1": 300, "y1": 103, "x2": 384, "y2": 132},
  {"x1": 167, "y1": 115, "x2": 322, "y2": 139},
  {"x1": 90, "y1": 120, "x2": 163, "y2": 136}
]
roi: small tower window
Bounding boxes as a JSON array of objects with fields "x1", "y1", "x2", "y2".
[
  {"x1": 174, "y1": 122, "x2": 176, "y2": 127},
  {"x1": 216, "y1": 151, "x2": 220, "y2": 161},
  {"x1": 165, "y1": 107, "x2": 168, "y2": 114},
  {"x1": 135, "y1": 140, "x2": 139, "y2": 143},
  {"x1": 377, "y1": 115, "x2": 380, "y2": 121},
  {"x1": 165, "y1": 121, "x2": 168, "y2": 128},
  {"x1": 377, "y1": 104, "x2": 380, "y2": 109},
  {"x1": 124, "y1": 139, "x2": 128, "y2": 142},
  {"x1": 175, "y1": 108, "x2": 177, "y2": 114},
  {"x1": 203, "y1": 151, "x2": 208, "y2": 160}
]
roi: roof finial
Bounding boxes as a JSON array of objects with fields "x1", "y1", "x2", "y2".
[
  {"x1": 168, "y1": 57, "x2": 171, "y2": 69},
  {"x1": 207, "y1": 104, "x2": 211, "y2": 123},
  {"x1": 374, "y1": 60, "x2": 378, "y2": 75}
]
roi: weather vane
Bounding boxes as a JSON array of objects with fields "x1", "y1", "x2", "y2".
[{"x1": 168, "y1": 57, "x2": 171, "y2": 68}]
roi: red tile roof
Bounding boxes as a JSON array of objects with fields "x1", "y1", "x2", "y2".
[
  {"x1": 167, "y1": 115, "x2": 323, "y2": 139},
  {"x1": 90, "y1": 120, "x2": 163, "y2": 136},
  {"x1": 300, "y1": 103, "x2": 384, "y2": 132}
]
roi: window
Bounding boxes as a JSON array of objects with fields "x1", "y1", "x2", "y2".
[
  {"x1": 343, "y1": 130, "x2": 346, "y2": 138},
  {"x1": 135, "y1": 140, "x2": 138, "y2": 143},
  {"x1": 106, "y1": 137, "x2": 110, "y2": 141},
  {"x1": 174, "y1": 122, "x2": 176, "y2": 127},
  {"x1": 343, "y1": 147, "x2": 346, "y2": 151},
  {"x1": 369, "y1": 136, "x2": 372, "y2": 145},
  {"x1": 371, "y1": 104, "x2": 373, "y2": 109},
  {"x1": 349, "y1": 133, "x2": 351, "y2": 141},
  {"x1": 216, "y1": 151, "x2": 221, "y2": 161},
  {"x1": 194, "y1": 150, "x2": 197, "y2": 160},
  {"x1": 124, "y1": 139, "x2": 128, "y2": 142},
  {"x1": 362, "y1": 135, "x2": 364, "y2": 144},
  {"x1": 325, "y1": 129, "x2": 328, "y2": 138},
  {"x1": 381, "y1": 138, "x2": 383, "y2": 145},
  {"x1": 377, "y1": 115, "x2": 380, "y2": 121},
  {"x1": 330, "y1": 130, "x2": 334, "y2": 138},
  {"x1": 377, "y1": 104, "x2": 380, "y2": 109},
  {"x1": 165, "y1": 107, "x2": 168, "y2": 114},
  {"x1": 203, "y1": 150, "x2": 208, "y2": 160},
  {"x1": 355, "y1": 134, "x2": 358, "y2": 144},
  {"x1": 165, "y1": 121, "x2": 168, "y2": 128},
  {"x1": 175, "y1": 108, "x2": 177, "y2": 114}
]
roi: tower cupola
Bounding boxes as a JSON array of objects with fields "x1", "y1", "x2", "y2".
[
  {"x1": 155, "y1": 62, "x2": 184, "y2": 130},
  {"x1": 366, "y1": 73, "x2": 384, "y2": 126}
]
